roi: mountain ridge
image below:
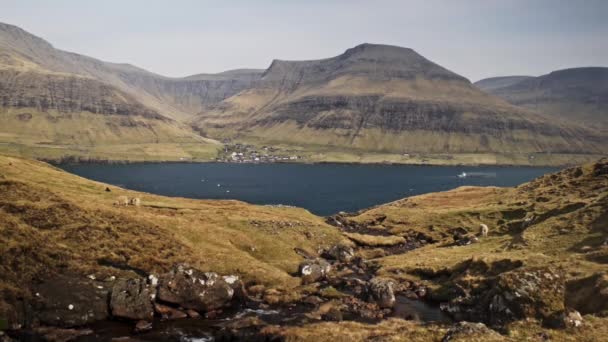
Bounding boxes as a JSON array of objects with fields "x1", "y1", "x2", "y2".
[
  {"x1": 0, "y1": 22, "x2": 606, "y2": 165},
  {"x1": 475, "y1": 67, "x2": 608, "y2": 131},
  {"x1": 192, "y1": 45, "x2": 606, "y2": 160}
]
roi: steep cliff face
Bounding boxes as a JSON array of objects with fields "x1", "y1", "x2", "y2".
[
  {"x1": 194, "y1": 44, "x2": 606, "y2": 155},
  {"x1": 0, "y1": 69, "x2": 163, "y2": 119},
  {"x1": 0, "y1": 22, "x2": 263, "y2": 121},
  {"x1": 475, "y1": 68, "x2": 608, "y2": 131},
  {"x1": 0, "y1": 23, "x2": 236, "y2": 160}
]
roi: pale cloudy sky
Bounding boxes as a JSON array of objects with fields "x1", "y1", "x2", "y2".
[{"x1": 2, "y1": 0, "x2": 607, "y2": 81}]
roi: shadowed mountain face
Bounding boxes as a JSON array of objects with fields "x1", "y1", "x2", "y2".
[
  {"x1": 475, "y1": 68, "x2": 608, "y2": 131},
  {"x1": 193, "y1": 44, "x2": 606, "y2": 155}
]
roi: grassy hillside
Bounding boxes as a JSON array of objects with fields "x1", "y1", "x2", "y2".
[
  {"x1": 0, "y1": 154, "x2": 347, "y2": 323},
  {"x1": 0, "y1": 44, "x2": 221, "y2": 162},
  {"x1": 1, "y1": 154, "x2": 607, "y2": 340}
]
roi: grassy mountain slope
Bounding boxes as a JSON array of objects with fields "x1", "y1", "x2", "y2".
[
  {"x1": 0, "y1": 154, "x2": 346, "y2": 323},
  {"x1": 193, "y1": 44, "x2": 606, "y2": 164},
  {"x1": 1, "y1": 155, "x2": 607, "y2": 340},
  {"x1": 475, "y1": 68, "x2": 608, "y2": 132},
  {"x1": 0, "y1": 23, "x2": 232, "y2": 161}
]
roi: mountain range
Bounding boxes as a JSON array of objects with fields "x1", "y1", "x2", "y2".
[
  {"x1": 0, "y1": 22, "x2": 606, "y2": 165},
  {"x1": 475, "y1": 67, "x2": 608, "y2": 132}
]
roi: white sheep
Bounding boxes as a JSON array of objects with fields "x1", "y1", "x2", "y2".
[
  {"x1": 114, "y1": 196, "x2": 129, "y2": 206},
  {"x1": 480, "y1": 223, "x2": 489, "y2": 237},
  {"x1": 129, "y1": 197, "x2": 141, "y2": 206}
]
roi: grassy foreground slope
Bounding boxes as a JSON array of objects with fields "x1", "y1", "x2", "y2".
[
  {"x1": 0, "y1": 154, "x2": 346, "y2": 322},
  {"x1": 0, "y1": 154, "x2": 607, "y2": 341},
  {"x1": 269, "y1": 159, "x2": 608, "y2": 340}
]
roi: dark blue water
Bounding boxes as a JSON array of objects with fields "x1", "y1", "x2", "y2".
[{"x1": 59, "y1": 163, "x2": 558, "y2": 216}]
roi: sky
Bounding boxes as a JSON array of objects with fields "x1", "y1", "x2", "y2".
[{"x1": 1, "y1": 0, "x2": 607, "y2": 81}]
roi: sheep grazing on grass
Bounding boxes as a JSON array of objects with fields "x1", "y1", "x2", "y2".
[
  {"x1": 129, "y1": 197, "x2": 141, "y2": 206},
  {"x1": 480, "y1": 223, "x2": 489, "y2": 237},
  {"x1": 114, "y1": 196, "x2": 129, "y2": 206}
]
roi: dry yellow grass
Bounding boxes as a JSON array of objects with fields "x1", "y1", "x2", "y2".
[{"x1": 0, "y1": 154, "x2": 348, "y2": 321}]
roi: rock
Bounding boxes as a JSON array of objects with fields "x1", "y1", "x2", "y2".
[
  {"x1": 134, "y1": 320, "x2": 153, "y2": 333},
  {"x1": 323, "y1": 244, "x2": 355, "y2": 263},
  {"x1": 299, "y1": 258, "x2": 331, "y2": 284},
  {"x1": 186, "y1": 309, "x2": 201, "y2": 318},
  {"x1": 110, "y1": 278, "x2": 155, "y2": 321},
  {"x1": 223, "y1": 275, "x2": 248, "y2": 301},
  {"x1": 368, "y1": 277, "x2": 396, "y2": 308},
  {"x1": 458, "y1": 234, "x2": 479, "y2": 246},
  {"x1": 247, "y1": 284, "x2": 266, "y2": 298},
  {"x1": 157, "y1": 264, "x2": 235, "y2": 312},
  {"x1": 415, "y1": 286, "x2": 428, "y2": 298},
  {"x1": 303, "y1": 295, "x2": 324, "y2": 306},
  {"x1": 487, "y1": 267, "x2": 565, "y2": 325},
  {"x1": 442, "y1": 322, "x2": 502, "y2": 342},
  {"x1": 562, "y1": 310, "x2": 584, "y2": 328},
  {"x1": 322, "y1": 307, "x2": 343, "y2": 321},
  {"x1": 154, "y1": 303, "x2": 188, "y2": 320},
  {"x1": 105, "y1": 187, "x2": 111, "y2": 192},
  {"x1": 32, "y1": 275, "x2": 110, "y2": 327},
  {"x1": 342, "y1": 296, "x2": 385, "y2": 320}
]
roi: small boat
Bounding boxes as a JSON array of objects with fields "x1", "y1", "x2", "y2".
[{"x1": 457, "y1": 172, "x2": 467, "y2": 178}]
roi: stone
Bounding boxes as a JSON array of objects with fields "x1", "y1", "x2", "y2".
[
  {"x1": 488, "y1": 267, "x2": 565, "y2": 325},
  {"x1": 154, "y1": 303, "x2": 188, "y2": 320},
  {"x1": 369, "y1": 277, "x2": 396, "y2": 308},
  {"x1": 32, "y1": 275, "x2": 110, "y2": 327},
  {"x1": 186, "y1": 309, "x2": 201, "y2": 318},
  {"x1": 562, "y1": 310, "x2": 584, "y2": 328},
  {"x1": 299, "y1": 258, "x2": 332, "y2": 284},
  {"x1": 323, "y1": 244, "x2": 356, "y2": 263},
  {"x1": 322, "y1": 307, "x2": 343, "y2": 321},
  {"x1": 134, "y1": 320, "x2": 153, "y2": 333},
  {"x1": 303, "y1": 295, "x2": 324, "y2": 305},
  {"x1": 442, "y1": 322, "x2": 502, "y2": 342},
  {"x1": 110, "y1": 278, "x2": 155, "y2": 321},
  {"x1": 157, "y1": 264, "x2": 235, "y2": 312}
]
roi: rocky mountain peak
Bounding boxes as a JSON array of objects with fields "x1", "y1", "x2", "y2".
[{"x1": 261, "y1": 43, "x2": 468, "y2": 87}]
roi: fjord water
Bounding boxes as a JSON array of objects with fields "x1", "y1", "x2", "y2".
[{"x1": 60, "y1": 163, "x2": 558, "y2": 216}]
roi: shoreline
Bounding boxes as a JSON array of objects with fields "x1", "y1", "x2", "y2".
[{"x1": 44, "y1": 156, "x2": 592, "y2": 168}]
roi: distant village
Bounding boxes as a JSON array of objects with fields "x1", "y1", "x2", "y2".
[{"x1": 216, "y1": 142, "x2": 304, "y2": 163}]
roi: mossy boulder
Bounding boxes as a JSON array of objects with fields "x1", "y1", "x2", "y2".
[{"x1": 487, "y1": 267, "x2": 565, "y2": 325}]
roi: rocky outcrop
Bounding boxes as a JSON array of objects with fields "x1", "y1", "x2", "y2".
[
  {"x1": 299, "y1": 259, "x2": 332, "y2": 284},
  {"x1": 368, "y1": 278, "x2": 396, "y2": 308},
  {"x1": 157, "y1": 264, "x2": 236, "y2": 312},
  {"x1": 441, "y1": 322, "x2": 503, "y2": 341},
  {"x1": 32, "y1": 275, "x2": 110, "y2": 328},
  {"x1": 442, "y1": 266, "x2": 566, "y2": 326},
  {"x1": 110, "y1": 278, "x2": 155, "y2": 321},
  {"x1": 323, "y1": 244, "x2": 355, "y2": 263}
]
